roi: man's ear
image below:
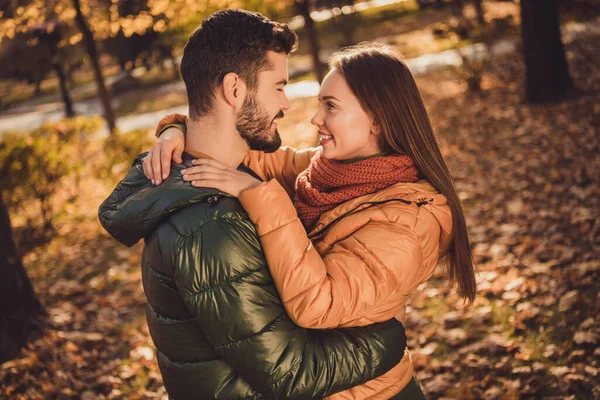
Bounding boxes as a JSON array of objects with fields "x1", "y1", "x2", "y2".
[{"x1": 222, "y1": 73, "x2": 247, "y2": 111}]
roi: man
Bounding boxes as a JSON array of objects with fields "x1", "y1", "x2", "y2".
[{"x1": 99, "y1": 9, "x2": 406, "y2": 399}]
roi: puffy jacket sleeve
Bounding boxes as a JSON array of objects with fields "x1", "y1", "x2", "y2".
[
  {"x1": 155, "y1": 113, "x2": 319, "y2": 197},
  {"x1": 243, "y1": 147, "x2": 318, "y2": 197},
  {"x1": 238, "y1": 180, "x2": 425, "y2": 329},
  {"x1": 98, "y1": 152, "x2": 216, "y2": 247},
  {"x1": 169, "y1": 216, "x2": 407, "y2": 400}
]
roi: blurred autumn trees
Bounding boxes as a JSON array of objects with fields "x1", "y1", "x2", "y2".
[
  {"x1": 0, "y1": 0, "x2": 226, "y2": 131},
  {"x1": 0, "y1": 0, "x2": 331, "y2": 122},
  {"x1": 0, "y1": 0, "x2": 593, "y2": 124},
  {"x1": 415, "y1": 0, "x2": 577, "y2": 104},
  {"x1": 0, "y1": 116, "x2": 155, "y2": 362}
]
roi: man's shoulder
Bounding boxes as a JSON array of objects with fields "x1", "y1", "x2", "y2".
[
  {"x1": 161, "y1": 195, "x2": 255, "y2": 239},
  {"x1": 154, "y1": 195, "x2": 268, "y2": 294}
]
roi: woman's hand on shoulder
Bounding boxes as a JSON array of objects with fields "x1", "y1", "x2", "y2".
[
  {"x1": 143, "y1": 127, "x2": 185, "y2": 185},
  {"x1": 181, "y1": 158, "x2": 262, "y2": 197}
]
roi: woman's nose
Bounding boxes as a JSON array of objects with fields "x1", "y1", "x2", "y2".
[{"x1": 311, "y1": 109, "x2": 323, "y2": 127}]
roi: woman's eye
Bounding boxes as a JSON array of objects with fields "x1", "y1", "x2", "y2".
[
  {"x1": 277, "y1": 88, "x2": 284, "y2": 92},
  {"x1": 326, "y1": 102, "x2": 336, "y2": 110}
]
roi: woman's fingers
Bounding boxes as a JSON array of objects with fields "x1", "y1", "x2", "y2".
[
  {"x1": 161, "y1": 141, "x2": 175, "y2": 180},
  {"x1": 181, "y1": 164, "x2": 227, "y2": 178},
  {"x1": 143, "y1": 145, "x2": 160, "y2": 183},
  {"x1": 151, "y1": 144, "x2": 164, "y2": 184},
  {"x1": 142, "y1": 153, "x2": 152, "y2": 180},
  {"x1": 182, "y1": 171, "x2": 222, "y2": 182},
  {"x1": 190, "y1": 158, "x2": 228, "y2": 170},
  {"x1": 173, "y1": 140, "x2": 185, "y2": 164},
  {"x1": 142, "y1": 140, "x2": 183, "y2": 185},
  {"x1": 190, "y1": 179, "x2": 222, "y2": 188}
]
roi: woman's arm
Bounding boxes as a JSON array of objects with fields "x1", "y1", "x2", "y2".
[
  {"x1": 243, "y1": 147, "x2": 318, "y2": 197},
  {"x1": 238, "y1": 179, "x2": 427, "y2": 329}
]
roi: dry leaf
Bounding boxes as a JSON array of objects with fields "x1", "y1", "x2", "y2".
[
  {"x1": 558, "y1": 290, "x2": 578, "y2": 312},
  {"x1": 573, "y1": 331, "x2": 599, "y2": 345}
]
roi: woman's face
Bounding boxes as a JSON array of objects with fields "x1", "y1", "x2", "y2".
[{"x1": 311, "y1": 68, "x2": 382, "y2": 160}]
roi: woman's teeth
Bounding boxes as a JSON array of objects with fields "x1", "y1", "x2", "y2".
[{"x1": 319, "y1": 134, "x2": 333, "y2": 141}]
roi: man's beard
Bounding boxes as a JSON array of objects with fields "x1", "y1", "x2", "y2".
[{"x1": 236, "y1": 94, "x2": 283, "y2": 153}]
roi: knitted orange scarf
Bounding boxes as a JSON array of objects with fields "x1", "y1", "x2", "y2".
[{"x1": 294, "y1": 151, "x2": 420, "y2": 232}]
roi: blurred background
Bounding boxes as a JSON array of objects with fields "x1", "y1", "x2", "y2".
[{"x1": 1, "y1": 0, "x2": 599, "y2": 398}]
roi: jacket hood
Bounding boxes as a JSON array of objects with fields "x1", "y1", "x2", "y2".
[
  {"x1": 98, "y1": 152, "x2": 230, "y2": 247},
  {"x1": 309, "y1": 180, "x2": 453, "y2": 257}
]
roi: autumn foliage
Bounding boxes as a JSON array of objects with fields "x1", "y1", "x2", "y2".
[
  {"x1": 1, "y1": 1, "x2": 599, "y2": 398},
  {"x1": 0, "y1": 33, "x2": 598, "y2": 398}
]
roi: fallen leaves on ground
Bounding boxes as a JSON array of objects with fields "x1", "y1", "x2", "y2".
[{"x1": 402, "y1": 34, "x2": 600, "y2": 399}]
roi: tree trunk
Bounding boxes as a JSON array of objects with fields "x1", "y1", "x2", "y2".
[
  {"x1": 66, "y1": 66, "x2": 75, "y2": 90},
  {"x1": 72, "y1": 0, "x2": 117, "y2": 133},
  {"x1": 0, "y1": 197, "x2": 47, "y2": 363},
  {"x1": 52, "y1": 59, "x2": 75, "y2": 118},
  {"x1": 295, "y1": 0, "x2": 325, "y2": 83},
  {"x1": 521, "y1": 0, "x2": 574, "y2": 104},
  {"x1": 171, "y1": 57, "x2": 180, "y2": 81},
  {"x1": 473, "y1": 0, "x2": 485, "y2": 24},
  {"x1": 451, "y1": 0, "x2": 464, "y2": 19},
  {"x1": 34, "y1": 79, "x2": 42, "y2": 97}
]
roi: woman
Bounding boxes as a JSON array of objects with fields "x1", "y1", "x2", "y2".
[{"x1": 147, "y1": 43, "x2": 476, "y2": 399}]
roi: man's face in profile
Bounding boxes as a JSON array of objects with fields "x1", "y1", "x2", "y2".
[{"x1": 237, "y1": 51, "x2": 291, "y2": 153}]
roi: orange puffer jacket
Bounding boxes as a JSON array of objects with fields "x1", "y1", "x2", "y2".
[{"x1": 239, "y1": 147, "x2": 453, "y2": 399}]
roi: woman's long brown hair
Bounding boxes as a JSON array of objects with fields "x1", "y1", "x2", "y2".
[{"x1": 330, "y1": 43, "x2": 477, "y2": 303}]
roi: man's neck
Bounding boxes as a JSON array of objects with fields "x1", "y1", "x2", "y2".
[{"x1": 185, "y1": 116, "x2": 248, "y2": 168}]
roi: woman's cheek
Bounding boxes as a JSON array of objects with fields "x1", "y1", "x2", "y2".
[{"x1": 328, "y1": 114, "x2": 344, "y2": 136}]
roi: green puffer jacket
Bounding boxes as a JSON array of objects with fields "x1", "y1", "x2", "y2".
[{"x1": 98, "y1": 152, "x2": 407, "y2": 400}]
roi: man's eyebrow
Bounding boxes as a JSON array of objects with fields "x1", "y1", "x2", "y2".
[{"x1": 276, "y1": 79, "x2": 288, "y2": 86}]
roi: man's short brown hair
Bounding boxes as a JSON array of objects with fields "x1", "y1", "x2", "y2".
[{"x1": 181, "y1": 9, "x2": 298, "y2": 119}]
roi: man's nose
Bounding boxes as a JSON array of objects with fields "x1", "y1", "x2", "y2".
[{"x1": 281, "y1": 93, "x2": 291, "y2": 111}]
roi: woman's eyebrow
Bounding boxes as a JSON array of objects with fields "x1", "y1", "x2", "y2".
[
  {"x1": 275, "y1": 79, "x2": 288, "y2": 86},
  {"x1": 319, "y1": 95, "x2": 340, "y2": 101}
]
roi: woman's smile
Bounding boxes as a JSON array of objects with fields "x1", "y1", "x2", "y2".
[{"x1": 318, "y1": 130, "x2": 334, "y2": 145}]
